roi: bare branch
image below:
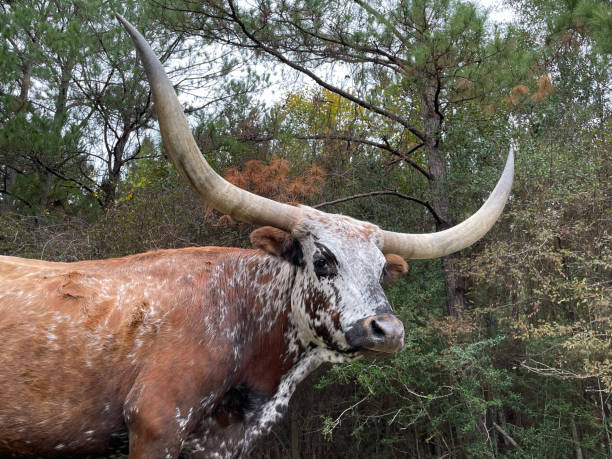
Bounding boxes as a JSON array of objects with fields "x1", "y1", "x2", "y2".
[
  {"x1": 297, "y1": 133, "x2": 430, "y2": 180},
  {"x1": 226, "y1": 0, "x2": 425, "y2": 142},
  {"x1": 492, "y1": 422, "x2": 519, "y2": 449},
  {"x1": 314, "y1": 190, "x2": 441, "y2": 225},
  {"x1": 30, "y1": 156, "x2": 102, "y2": 206},
  {"x1": 0, "y1": 189, "x2": 33, "y2": 208}
]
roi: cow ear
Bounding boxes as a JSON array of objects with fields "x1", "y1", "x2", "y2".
[
  {"x1": 383, "y1": 254, "x2": 409, "y2": 285},
  {"x1": 250, "y1": 227, "x2": 304, "y2": 266}
]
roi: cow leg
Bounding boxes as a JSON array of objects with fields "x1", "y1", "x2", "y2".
[
  {"x1": 181, "y1": 417, "x2": 247, "y2": 459},
  {"x1": 128, "y1": 430, "x2": 180, "y2": 459},
  {"x1": 123, "y1": 348, "x2": 232, "y2": 459},
  {"x1": 124, "y1": 385, "x2": 185, "y2": 459},
  {"x1": 123, "y1": 378, "x2": 218, "y2": 459}
]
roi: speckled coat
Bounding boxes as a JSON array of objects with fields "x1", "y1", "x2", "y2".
[{"x1": 0, "y1": 209, "x2": 407, "y2": 458}]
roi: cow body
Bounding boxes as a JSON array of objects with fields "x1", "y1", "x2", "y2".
[
  {"x1": 0, "y1": 248, "x2": 276, "y2": 456},
  {"x1": 0, "y1": 210, "x2": 403, "y2": 458}
]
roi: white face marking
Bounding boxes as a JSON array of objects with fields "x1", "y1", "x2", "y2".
[
  {"x1": 288, "y1": 207, "x2": 390, "y2": 353},
  {"x1": 202, "y1": 207, "x2": 390, "y2": 369}
]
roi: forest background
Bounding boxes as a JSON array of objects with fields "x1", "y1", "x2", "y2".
[{"x1": 0, "y1": 0, "x2": 610, "y2": 457}]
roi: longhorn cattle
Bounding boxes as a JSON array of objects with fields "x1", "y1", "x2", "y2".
[{"x1": 0, "y1": 16, "x2": 514, "y2": 459}]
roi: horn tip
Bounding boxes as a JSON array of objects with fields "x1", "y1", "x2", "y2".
[
  {"x1": 115, "y1": 13, "x2": 139, "y2": 41},
  {"x1": 115, "y1": 13, "x2": 127, "y2": 26},
  {"x1": 506, "y1": 147, "x2": 515, "y2": 175}
]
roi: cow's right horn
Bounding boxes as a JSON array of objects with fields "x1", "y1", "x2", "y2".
[
  {"x1": 381, "y1": 151, "x2": 514, "y2": 259},
  {"x1": 117, "y1": 15, "x2": 302, "y2": 231}
]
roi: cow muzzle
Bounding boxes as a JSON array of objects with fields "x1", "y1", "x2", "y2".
[{"x1": 345, "y1": 313, "x2": 404, "y2": 353}]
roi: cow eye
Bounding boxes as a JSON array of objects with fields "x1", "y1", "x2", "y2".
[{"x1": 313, "y1": 257, "x2": 329, "y2": 276}]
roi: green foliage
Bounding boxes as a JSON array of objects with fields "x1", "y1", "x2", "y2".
[
  {"x1": 511, "y1": 0, "x2": 612, "y2": 55},
  {"x1": 1, "y1": 0, "x2": 610, "y2": 457}
]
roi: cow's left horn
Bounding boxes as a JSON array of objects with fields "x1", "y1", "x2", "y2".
[
  {"x1": 382, "y1": 151, "x2": 514, "y2": 259},
  {"x1": 116, "y1": 15, "x2": 302, "y2": 231}
]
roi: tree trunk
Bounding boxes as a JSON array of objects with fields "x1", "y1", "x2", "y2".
[
  {"x1": 39, "y1": 170, "x2": 53, "y2": 210},
  {"x1": 38, "y1": 57, "x2": 75, "y2": 211},
  {"x1": 442, "y1": 256, "x2": 467, "y2": 318},
  {"x1": 290, "y1": 407, "x2": 299, "y2": 459},
  {"x1": 570, "y1": 417, "x2": 584, "y2": 459},
  {"x1": 2, "y1": 60, "x2": 32, "y2": 213},
  {"x1": 1, "y1": 167, "x2": 16, "y2": 214},
  {"x1": 420, "y1": 84, "x2": 467, "y2": 318},
  {"x1": 99, "y1": 177, "x2": 117, "y2": 210}
]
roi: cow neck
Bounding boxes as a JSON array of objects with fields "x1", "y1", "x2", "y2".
[{"x1": 205, "y1": 250, "x2": 303, "y2": 394}]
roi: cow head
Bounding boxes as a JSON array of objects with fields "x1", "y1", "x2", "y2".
[
  {"x1": 251, "y1": 210, "x2": 407, "y2": 357},
  {"x1": 117, "y1": 16, "x2": 513, "y2": 358}
]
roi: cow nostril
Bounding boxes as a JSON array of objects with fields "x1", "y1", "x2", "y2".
[
  {"x1": 346, "y1": 314, "x2": 404, "y2": 353},
  {"x1": 369, "y1": 319, "x2": 386, "y2": 339}
]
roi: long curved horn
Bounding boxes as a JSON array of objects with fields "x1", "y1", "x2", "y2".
[
  {"x1": 382, "y1": 151, "x2": 514, "y2": 259},
  {"x1": 116, "y1": 15, "x2": 302, "y2": 230}
]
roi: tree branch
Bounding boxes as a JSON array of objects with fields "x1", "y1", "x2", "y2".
[
  {"x1": 227, "y1": 0, "x2": 425, "y2": 142},
  {"x1": 30, "y1": 157, "x2": 102, "y2": 207},
  {"x1": 492, "y1": 422, "x2": 519, "y2": 449},
  {"x1": 0, "y1": 189, "x2": 33, "y2": 208},
  {"x1": 314, "y1": 190, "x2": 441, "y2": 225},
  {"x1": 280, "y1": 15, "x2": 405, "y2": 73},
  {"x1": 297, "y1": 133, "x2": 430, "y2": 180}
]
